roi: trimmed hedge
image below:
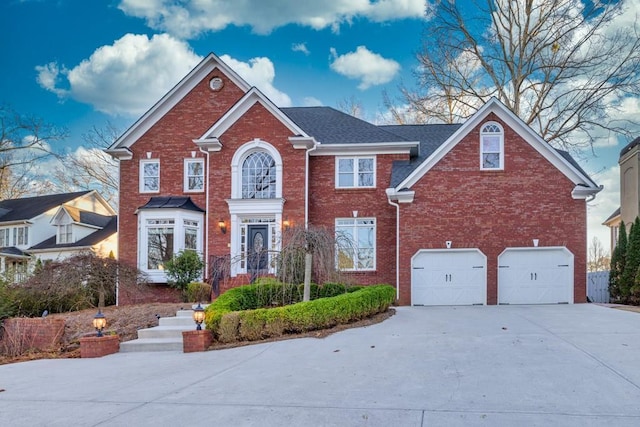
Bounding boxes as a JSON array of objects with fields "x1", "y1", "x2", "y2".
[{"x1": 205, "y1": 283, "x2": 395, "y2": 342}]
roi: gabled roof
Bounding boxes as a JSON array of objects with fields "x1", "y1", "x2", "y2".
[
  {"x1": 603, "y1": 207, "x2": 621, "y2": 225},
  {"x1": 137, "y1": 196, "x2": 205, "y2": 212},
  {"x1": 107, "y1": 53, "x2": 251, "y2": 156},
  {"x1": 0, "y1": 246, "x2": 29, "y2": 258},
  {"x1": 61, "y1": 206, "x2": 113, "y2": 228},
  {"x1": 390, "y1": 97, "x2": 601, "y2": 198},
  {"x1": 0, "y1": 191, "x2": 92, "y2": 223},
  {"x1": 29, "y1": 216, "x2": 117, "y2": 251}
]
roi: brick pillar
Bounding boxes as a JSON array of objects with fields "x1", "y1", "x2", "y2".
[
  {"x1": 79, "y1": 334, "x2": 120, "y2": 358},
  {"x1": 182, "y1": 330, "x2": 213, "y2": 353}
]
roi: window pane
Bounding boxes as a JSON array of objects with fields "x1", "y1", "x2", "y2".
[
  {"x1": 144, "y1": 162, "x2": 158, "y2": 177},
  {"x1": 188, "y1": 176, "x2": 204, "y2": 190},
  {"x1": 358, "y1": 172, "x2": 373, "y2": 187},
  {"x1": 242, "y1": 152, "x2": 276, "y2": 199},
  {"x1": 338, "y1": 159, "x2": 353, "y2": 172},
  {"x1": 185, "y1": 228, "x2": 198, "y2": 250},
  {"x1": 147, "y1": 226, "x2": 174, "y2": 269},
  {"x1": 483, "y1": 153, "x2": 500, "y2": 169},
  {"x1": 482, "y1": 135, "x2": 500, "y2": 152},
  {"x1": 338, "y1": 173, "x2": 354, "y2": 187},
  {"x1": 358, "y1": 158, "x2": 373, "y2": 172}
]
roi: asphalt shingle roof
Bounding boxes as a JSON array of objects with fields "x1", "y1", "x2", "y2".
[
  {"x1": 29, "y1": 216, "x2": 117, "y2": 250},
  {"x1": 0, "y1": 191, "x2": 92, "y2": 222},
  {"x1": 138, "y1": 196, "x2": 205, "y2": 212}
]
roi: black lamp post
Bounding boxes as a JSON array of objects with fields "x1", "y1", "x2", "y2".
[
  {"x1": 193, "y1": 303, "x2": 205, "y2": 330},
  {"x1": 93, "y1": 309, "x2": 107, "y2": 337}
]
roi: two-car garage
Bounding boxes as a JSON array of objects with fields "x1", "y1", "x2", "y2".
[{"x1": 411, "y1": 247, "x2": 574, "y2": 306}]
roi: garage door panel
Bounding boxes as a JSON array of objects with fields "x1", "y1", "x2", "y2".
[
  {"x1": 412, "y1": 249, "x2": 486, "y2": 306},
  {"x1": 498, "y1": 247, "x2": 573, "y2": 305}
]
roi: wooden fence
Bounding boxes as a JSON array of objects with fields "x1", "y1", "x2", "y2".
[{"x1": 587, "y1": 271, "x2": 610, "y2": 303}]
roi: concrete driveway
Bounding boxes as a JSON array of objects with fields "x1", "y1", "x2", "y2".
[{"x1": 1, "y1": 304, "x2": 640, "y2": 426}]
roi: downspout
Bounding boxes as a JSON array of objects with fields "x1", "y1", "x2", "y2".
[
  {"x1": 114, "y1": 158, "x2": 122, "y2": 306},
  {"x1": 387, "y1": 195, "x2": 400, "y2": 301},
  {"x1": 305, "y1": 142, "x2": 318, "y2": 229},
  {"x1": 199, "y1": 147, "x2": 211, "y2": 280}
]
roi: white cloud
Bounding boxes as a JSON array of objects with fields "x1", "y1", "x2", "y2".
[
  {"x1": 292, "y1": 43, "x2": 310, "y2": 55},
  {"x1": 302, "y1": 96, "x2": 323, "y2": 106},
  {"x1": 117, "y1": 0, "x2": 427, "y2": 38},
  {"x1": 36, "y1": 34, "x2": 202, "y2": 116},
  {"x1": 587, "y1": 165, "x2": 620, "y2": 254},
  {"x1": 329, "y1": 46, "x2": 400, "y2": 90},
  {"x1": 219, "y1": 55, "x2": 292, "y2": 107}
]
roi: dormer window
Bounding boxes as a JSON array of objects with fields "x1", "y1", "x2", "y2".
[
  {"x1": 14, "y1": 226, "x2": 28, "y2": 246},
  {"x1": 480, "y1": 122, "x2": 504, "y2": 170},
  {"x1": 59, "y1": 224, "x2": 72, "y2": 244}
]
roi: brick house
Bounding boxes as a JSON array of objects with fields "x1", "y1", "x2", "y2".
[{"x1": 107, "y1": 53, "x2": 601, "y2": 306}]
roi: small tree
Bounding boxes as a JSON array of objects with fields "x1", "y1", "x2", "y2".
[
  {"x1": 164, "y1": 250, "x2": 204, "y2": 296},
  {"x1": 621, "y1": 218, "x2": 640, "y2": 299},
  {"x1": 609, "y1": 221, "x2": 627, "y2": 302}
]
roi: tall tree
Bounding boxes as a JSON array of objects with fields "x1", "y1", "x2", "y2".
[
  {"x1": 621, "y1": 218, "x2": 640, "y2": 299},
  {"x1": 609, "y1": 221, "x2": 627, "y2": 301},
  {"x1": 52, "y1": 123, "x2": 119, "y2": 207},
  {"x1": 398, "y1": 0, "x2": 640, "y2": 150},
  {"x1": 0, "y1": 105, "x2": 66, "y2": 199}
]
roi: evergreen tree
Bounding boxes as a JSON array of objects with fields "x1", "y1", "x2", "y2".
[
  {"x1": 609, "y1": 221, "x2": 627, "y2": 301},
  {"x1": 621, "y1": 218, "x2": 640, "y2": 300}
]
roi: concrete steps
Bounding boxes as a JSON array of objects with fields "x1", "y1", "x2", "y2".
[{"x1": 119, "y1": 307, "x2": 205, "y2": 353}]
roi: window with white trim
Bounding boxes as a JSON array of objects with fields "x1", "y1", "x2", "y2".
[
  {"x1": 140, "y1": 159, "x2": 160, "y2": 192},
  {"x1": 336, "y1": 157, "x2": 375, "y2": 188},
  {"x1": 335, "y1": 218, "x2": 376, "y2": 271},
  {"x1": 58, "y1": 224, "x2": 73, "y2": 244},
  {"x1": 184, "y1": 159, "x2": 204, "y2": 192},
  {"x1": 0, "y1": 228, "x2": 9, "y2": 247},
  {"x1": 138, "y1": 210, "x2": 203, "y2": 281},
  {"x1": 13, "y1": 226, "x2": 28, "y2": 246},
  {"x1": 242, "y1": 151, "x2": 276, "y2": 199},
  {"x1": 480, "y1": 122, "x2": 504, "y2": 170}
]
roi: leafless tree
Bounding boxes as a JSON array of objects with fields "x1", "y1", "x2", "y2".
[
  {"x1": 53, "y1": 123, "x2": 119, "y2": 207},
  {"x1": 588, "y1": 236, "x2": 610, "y2": 272},
  {"x1": 0, "y1": 105, "x2": 67, "y2": 199},
  {"x1": 398, "y1": 0, "x2": 640, "y2": 150},
  {"x1": 336, "y1": 96, "x2": 365, "y2": 119}
]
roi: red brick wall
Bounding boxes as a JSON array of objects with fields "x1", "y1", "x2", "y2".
[
  {"x1": 1, "y1": 318, "x2": 65, "y2": 352},
  {"x1": 118, "y1": 71, "x2": 246, "y2": 304},
  {"x1": 308, "y1": 153, "x2": 408, "y2": 286},
  {"x1": 397, "y1": 113, "x2": 587, "y2": 305}
]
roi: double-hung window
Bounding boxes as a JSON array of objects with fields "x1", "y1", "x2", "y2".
[
  {"x1": 140, "y1": 159, "x2": 160, "y2": 192},
  {"x1": 0, "y1": 229, "x2": 9, "y2": 247},
  {"x1": 59, "y1": 224, "x2": 72, "y2": 244},
  {"x1": 335, "y1": 218, "x2": 376, "y2": 271},
  {"x1": 184, "y1": 159, "x2": 204, "y2": 192},
  {"x1": 336, "y1": 157, "x2": 375, "y2": 188},
  {"x1": 14, "y1": 226, "x2": 28, "y2": 246},
  {"x1": 146, "y1": 219, "x2": 175, "y2": 270},
  {"x1": 480, "y1": 122, "x2": 504, "y2": 170}
]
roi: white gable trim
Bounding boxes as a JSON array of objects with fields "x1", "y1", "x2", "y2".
[
  {"x1": 395, "y1": 98, "x2": 601, "y2": 195},
  {"x1": 197, "y1": 87, "x2": 308, "y2": 141},
  {"x1": 311, "y1": 141, "x2": 419, "y2": 156},
  {"x1": 107, "y1": 53, "x2": 251, "y2": 153}
]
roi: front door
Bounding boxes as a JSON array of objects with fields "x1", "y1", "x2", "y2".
[{"x1": 247, "y1": 224, "x2": 269, "y2": 282}]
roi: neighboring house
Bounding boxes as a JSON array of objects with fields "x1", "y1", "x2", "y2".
[
  {"x1": 0, "y1": 190, "x2": 117, "y2": 281},
  {"x1": 603, "y1": 137, "x2": 640, "y2": 253},
  {"x1": 107, "y1": 53, "x2": 601, "y2": 306}
]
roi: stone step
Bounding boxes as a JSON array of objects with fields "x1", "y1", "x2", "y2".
[
  {"x1": 119, "y1": 338, "x2": 183, "y2": 352},
  {"x1": 159, "y1": 315, "x2": 198, "y2": 327},
  {"x1": 138, "y1": 325, "x2": 198, "y2": 339}
]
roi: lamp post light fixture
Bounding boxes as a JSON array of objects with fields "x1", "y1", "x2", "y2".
[
  {"x1": 93, "y1": 309, "x2": 107, "y2": 337},
  {"x1": 193, "y1": 303, "x2": 205, "y2": 330},
  {"x1": 218, "y1": 219, "x2": 227, "y2": 234}
]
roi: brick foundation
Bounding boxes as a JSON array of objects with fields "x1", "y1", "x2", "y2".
[
  {"x1": 182, "y1": 329, "x2": 213, "y2": 353},
  {"x1": 79, "y1": 334, "x2": 120, "y2": 358}
]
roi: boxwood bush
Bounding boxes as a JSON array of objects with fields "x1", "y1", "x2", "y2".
[{"x1": 205, "y1": 283, "x2": 395, "y2": 342}]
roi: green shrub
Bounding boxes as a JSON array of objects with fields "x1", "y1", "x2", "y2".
[
  {"x1": 205, "y1": 284, "x2": 395, "y2": 341},
  {"x1": 186, "y1": 282, "x2": 212, "y2": 303},
  {"x1": 319, "y1": 282, "x2": 347, "y2": 298},
  {"x1": 164, "y1": 250, "x2": 204, "y2": 292}
]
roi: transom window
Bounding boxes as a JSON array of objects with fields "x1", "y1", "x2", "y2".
[
  {"x1": 242, "y1": 151, "x2": 276, "y2": 199},
  {"x1": 336, "y1": 157, "x2": 375, "y2": 188},
  {"x1": 480, "y1": 122, "x2": 504, "y2": 170},
  {"x1": 141, "y1": 160, "x2": 160, "y2": 192},
  {"x1": 335, "y1": 218, "x2": 376, "y2": 271}
]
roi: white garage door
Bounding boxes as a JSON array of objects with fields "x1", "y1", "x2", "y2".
[
  {"x1": 498, "y1": 247, "x2": 574, "y2": 304},
  {"x1": 411, "y1": 249, "x2": 486, "y2": 306}
]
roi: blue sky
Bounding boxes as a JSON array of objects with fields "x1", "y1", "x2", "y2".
[{"x1": 1, "y1": 0, "x2": 635, "y2": 249}]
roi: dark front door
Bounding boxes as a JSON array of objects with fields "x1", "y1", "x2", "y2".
[{"x1": 247, "y1": 225, "x2": 268, "y2": 281}]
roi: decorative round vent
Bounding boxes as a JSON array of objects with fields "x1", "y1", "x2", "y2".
[{"x1": 209, "y1": 77, "x2": 224, "y2": 91}]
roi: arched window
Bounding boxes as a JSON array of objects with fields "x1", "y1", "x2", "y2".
[
  {"x1": 242, "y1": 151, "x2": 276, "y2": 199},
  {"x1": 480, "y1": 122, "x2": 504, "y2": 170}
]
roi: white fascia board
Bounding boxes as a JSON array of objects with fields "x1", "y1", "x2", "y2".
[
  {"x1": 396, "y1": 97, "x2": 600, "y2": 193},
  {"x1": 289, "y1": 136, "x2": 316, "y2": 149},
  {"x1": 193, "y1": 137, "x2": 223, "y2": 152},
  {"x1": 197, "y1": 88, "x2": 308, "y2": 140},
  {"x1": 105, "y1": 147, "x2": 133, "y2": 160},
  {"x1": 310, "y1": 141, "x2": 419, "y2": 156},
  {"x1": 385, "y1": 187, "x2": 415, "y2": 203},
  {"x1": 572, "y1": 184, "x2": 604, "y2": 199},
  {"x1": 108, "y1": 53, "x2": 251, "y2": 151}
]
